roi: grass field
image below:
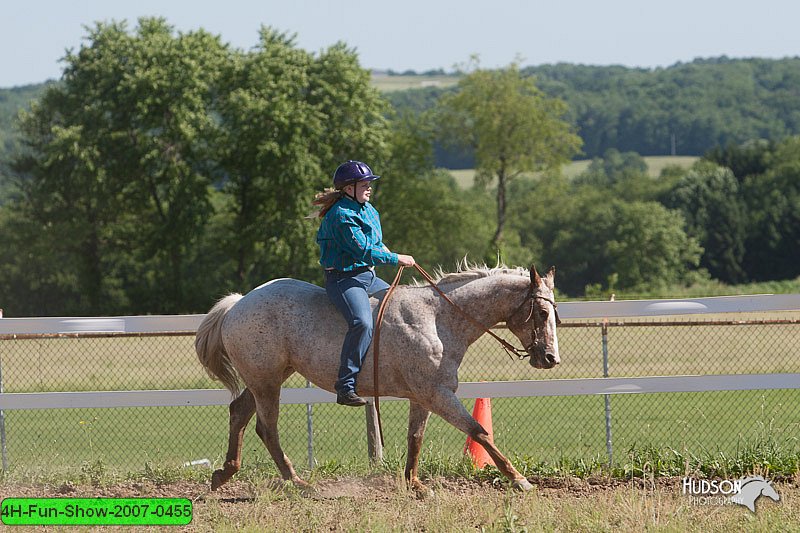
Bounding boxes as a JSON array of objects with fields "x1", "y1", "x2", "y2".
[
  {"x1": 370, "y1": 73, "x2": 460, "y2": 92},
  {"x1": 5, "y1": 388, "x2": 797, "y2": 476},
  {"x1": 1, "y1": 314, "x2": 798, "y2": 476},
  {"x1": 448, "y1": 156, "x2": 699, "y2": 188}
]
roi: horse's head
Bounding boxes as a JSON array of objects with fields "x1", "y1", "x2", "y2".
[
  {"x1": 506, "y1": 264, "x2": 561, "y2": 369},
  {"x1": 743, "y1": 476, "x2": 781, "y2": 502},
  {"x1": 731, "y1": 476, "x2": 781, "y2": 512},
  {"x1": 761, "y1": 483, "x2": 781, "y2": 502}
]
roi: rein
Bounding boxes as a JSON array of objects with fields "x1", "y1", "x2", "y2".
[{"x1": 371, "y1": 263, "x2": 557, "y2": 447}]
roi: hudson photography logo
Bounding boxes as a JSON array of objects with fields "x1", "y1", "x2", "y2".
[{"x1": 682, "y1": 475, "x2": 781, "y2": 512}]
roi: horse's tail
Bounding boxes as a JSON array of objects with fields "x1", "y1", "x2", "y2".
[{"x1": 195, "y1": 293, "x2": 244, "y2": 396}]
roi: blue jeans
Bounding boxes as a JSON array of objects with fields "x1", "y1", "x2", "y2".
[{"x1": 325, "y1": 268, "x2": 390, "y2": 394}]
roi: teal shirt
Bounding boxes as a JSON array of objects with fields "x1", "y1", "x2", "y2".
[{"x1": 317, "y1": 197, "x2": 398, "y2": 271}]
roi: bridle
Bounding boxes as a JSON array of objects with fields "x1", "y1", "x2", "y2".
[
  {"x1": 371, "y1": 263, "x2": 559, "y2": 446},
  {"x1": 512, "y1": 289, "x2": 562, "y2": 357}
]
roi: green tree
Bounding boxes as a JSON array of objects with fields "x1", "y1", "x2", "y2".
[
  {"x1": 507, "y1": 175, "x2": 702, "y2": 295},
  {"x1": 436, "y1": 64, "x2": 582, "y2": 251},
  {"x1": 111, "y1": 19, "x2": 229, "y2": 312},
  {"x1": 0, "y1": 197, "x2": 87, "y2": 315},
  {"x1": 9, "y1": 22, "x2": 139, "y2": 313},
  {"x1": 504, "y1": 172, "x2": 569, "y2": 268},
  {"x1": 214, "y1": 28, "x2": 322, "y2": 290},
  {"x1": 575, "y1": 148, "x2": 662, "y2": 201},
  {"x1": 742, "y1": 136, "x2": 800, "y2": 280},
  {"x1": 576, "y1": 148, "x2": 647, "y2": 187},
  {"x1": 10, "y1": 106, "x2": 120, "y2": 313},
  {"x1": 663, "y1": 162, "x2": 747, "y2": 283},
  {"x1": 542, "y1": 195, "x2": 701, "y2": 295},
  {"x1": 9, "y1": 18, "x2": 229, "y2": 313},
  {"x1": 307, "y1": 42, "x2": 390, "y2": 170},
  {"x1": 604, "y1": 201, "x2": 703, "y2": 290},
  {"x1": 704, "y1": 139, "x2": 775, "y2": 182},
  {"x1": 377, "y1": 113, "x2": 494, "y2": 273},
  {"x1": 214, "y1": 30, "x2": 390, "y2": 291}
]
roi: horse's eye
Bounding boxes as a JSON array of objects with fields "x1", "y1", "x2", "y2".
[{"x1": 538, "y1": 309, "x2": 549, "y2": 320}]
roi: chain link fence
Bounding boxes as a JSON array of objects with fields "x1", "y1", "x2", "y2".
[{"x1": 0, "y1": 315, "x2": 799, "y2": 473}]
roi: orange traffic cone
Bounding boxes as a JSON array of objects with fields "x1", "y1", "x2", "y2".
[{"x1": 463, "y1": 397, "x2": 496, "y2": 468}]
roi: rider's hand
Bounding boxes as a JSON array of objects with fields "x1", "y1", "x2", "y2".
[{"x1": 397, "y1": 254, "x2": 416, "y2": 266}]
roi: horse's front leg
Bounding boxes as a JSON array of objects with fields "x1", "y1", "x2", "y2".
[
  {"x1": 426, "y1": 387, "x2": 533, "y2": 491},
  {"x1": 211, "y1": 388, "x2": 256, "y2": 490},
  {"x1": 405, "y1": 402, "x2": 432, "y2": 496}
]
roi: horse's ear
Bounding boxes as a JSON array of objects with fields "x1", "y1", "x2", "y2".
[
  {"x1": 530, "y1": 264, "x2": 542, "y2": 285},
  {"x1": 544, "y1": 265, "x2": 556, "y2": 289}
]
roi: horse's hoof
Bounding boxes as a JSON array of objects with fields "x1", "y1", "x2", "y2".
[
  {"x1": 292, "y1": 478, "x2": 316, "y2": 495},
  {"x1": 210, "y1": 470, "x2": 229, "y2": 491},
  {"x1": 410, "y1": 480, "x2": 434, "y2": 499},
  {"x1": 512, "y1": 477, "x2": 533, "y2": 491}
]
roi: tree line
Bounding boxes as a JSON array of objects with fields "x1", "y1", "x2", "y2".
[
  {"x1": 505, "y1": 142, "x2": 800, "y2": 295},
  {"x1": 6, "y1": 57, "x2": 800, "y2": 167},
  {"x1": 387, "y1": 56, "x2": 800, "y2": 165},
  {"x1": 0, "y1": 19, "x2": 797, "y2": 316}
]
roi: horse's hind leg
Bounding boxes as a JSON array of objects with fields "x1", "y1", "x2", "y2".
[
  {"x1": 405, "y1": 402, "x2": 432, "y2": 495},
  {"x1": 251, "y1": 384, "x2": 310, "y2": 490},
  {"x1": 426, "y1": 387, "x2": 532, "y2": 491},
  {"x1": 211, "y1": 388, "x2": 256, "y2": 490}
]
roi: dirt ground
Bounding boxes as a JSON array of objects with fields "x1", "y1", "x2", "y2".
[
  {"x1": 0, "y1": 474, "x2": 628, "y2": 530},
  {"x1": 0, "y1": 471, "x2": 631, "y2": 504},
  {"x1": 1, "y1": 474, "x2": 797, "y2": 531}
]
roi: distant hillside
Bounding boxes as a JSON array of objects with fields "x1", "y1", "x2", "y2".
[
  {"x1": 382, "y1": 57, "x2": 800, "y2": 162},
  {"x1": 0, "y1": 82, "x2": 49, "y2": 157},
  {"x1": 526, "y1": 57, "x2": 800, "y2": 157}
]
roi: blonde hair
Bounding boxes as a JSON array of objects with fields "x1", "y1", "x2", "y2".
[{"x1": 307, "y1": 187, "x2": 345, "y2": 219}]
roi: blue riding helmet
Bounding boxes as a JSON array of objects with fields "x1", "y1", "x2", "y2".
[{"x1": 333, "y1": 160, "x2": 381, "y2": 189}]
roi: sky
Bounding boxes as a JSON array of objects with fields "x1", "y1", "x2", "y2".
[{"x1": 2, "y1": 0, "x2": 799, "y2": 88}]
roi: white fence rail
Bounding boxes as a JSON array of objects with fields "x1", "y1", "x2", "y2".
[
  {"x1": 1, "y1": 293, "x2": 799, "y2": 335},
  {"x1": 1, "y1": 374, "x2": 800, "y2": 411}
]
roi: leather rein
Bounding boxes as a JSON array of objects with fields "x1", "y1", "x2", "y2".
[{"x1": 371, "y1": 263, "x2": 559, "y2": 446}]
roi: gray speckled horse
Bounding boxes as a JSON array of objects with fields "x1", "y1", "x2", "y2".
[{"x1": 195, "y1": 264, "x2": 560, "y2": 493}]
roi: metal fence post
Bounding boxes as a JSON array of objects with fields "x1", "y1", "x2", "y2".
[
  {"x1": 0, "y1": 307, "x2": 7, "y2": 472},
  {"x1": 602, "y1": 322, "x2": 614, "y2": 466},
  {"x1": 305, "y1": 381, "x2": 314, "y2": 470}
]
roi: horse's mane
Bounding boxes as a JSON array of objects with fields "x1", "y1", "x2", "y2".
[
  {"x1": 410, "y1": 259, "x2": 528, "y2": 287},
  {"x1": 740, "y1": 475, "x2": 767, "y2": 485}
]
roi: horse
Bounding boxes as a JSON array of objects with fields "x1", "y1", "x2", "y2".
[
  {"x1": 729, "y1": 476, "x2": 781, "y2": 512},
  {"x1": 195, "y1": 263, "x2": 560, "y2": 494}
]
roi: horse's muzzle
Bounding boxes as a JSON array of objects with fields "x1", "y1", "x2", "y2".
[{"x1": 529, "y1": 348, "x2": 560, "y2": 369}]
